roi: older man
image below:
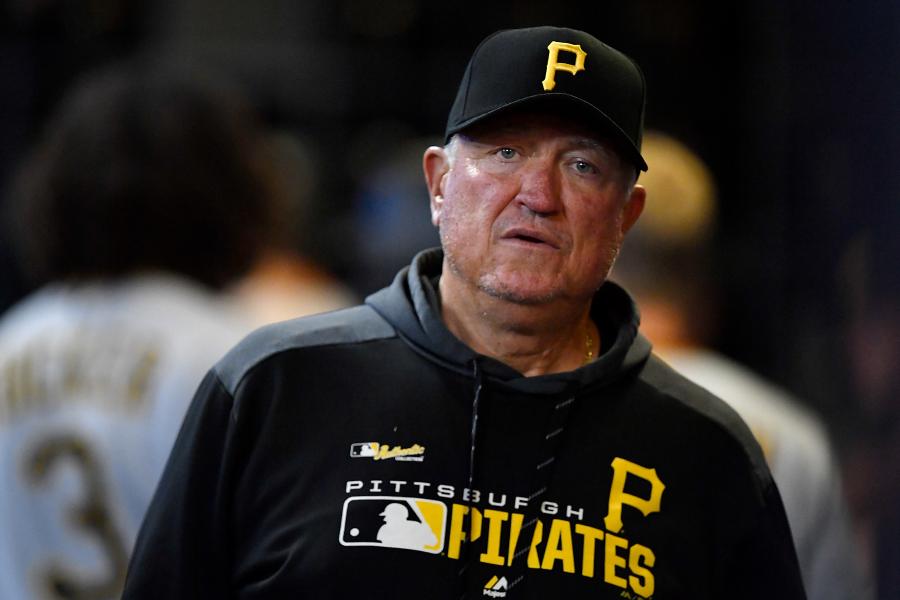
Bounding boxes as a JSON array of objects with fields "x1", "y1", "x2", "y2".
[{"x1": 123, "y1": 27, "x2": 806, "y2": 599}]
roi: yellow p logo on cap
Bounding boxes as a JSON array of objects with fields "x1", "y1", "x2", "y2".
[{"x1": 542, "y1": 41, "x2": 587, "y2": 91}]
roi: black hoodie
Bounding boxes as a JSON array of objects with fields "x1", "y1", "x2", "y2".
[{"x1": 122, "y1": 248, "x2": 806, "y2": 599}]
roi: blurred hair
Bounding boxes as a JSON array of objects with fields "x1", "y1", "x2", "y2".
[
  {"x1": 613, "y1": 130, "x2": 719, "y2": 342},
  {"x1": 5, "y1": 59, "x2": 279, "y2": 289}
]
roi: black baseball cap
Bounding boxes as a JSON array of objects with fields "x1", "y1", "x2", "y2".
[{"x1": 445, "y1": 26, "x2": 648, "y2": 172}]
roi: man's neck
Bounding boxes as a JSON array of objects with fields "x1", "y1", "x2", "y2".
[{"x1": 438, "y1": 271, "x2": 598, "y2": 377}]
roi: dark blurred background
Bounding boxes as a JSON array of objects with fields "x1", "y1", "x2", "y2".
[{"x1": 1, "y1": 0, "x2": 898, "y2": 594}]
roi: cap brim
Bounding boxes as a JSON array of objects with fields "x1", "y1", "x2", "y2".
[{"x1": 445, "y1": 93, "x2": 648, "y2": 172}]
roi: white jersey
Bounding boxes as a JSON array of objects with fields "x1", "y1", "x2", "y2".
[
  {"x1": 662, "y1": 349, "x2": 873, "y2": 600},
  {"x1": 0, "y1": 275, "x2": 251, "y2": 600}
]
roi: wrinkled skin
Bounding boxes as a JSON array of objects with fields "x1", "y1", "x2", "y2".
[{"x1": 422, "y1": 112, "x2": 646, "y2": 375}]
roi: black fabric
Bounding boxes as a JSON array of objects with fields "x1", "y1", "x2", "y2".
[
  {"x1": 122, "y1": 248, "x2": 806, "y2": 599},
  {"x1": 445, "y1": 26, "x2": 648, "y2": 172}
]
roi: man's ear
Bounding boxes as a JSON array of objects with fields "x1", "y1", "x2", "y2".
[
  {"x1": 423, "y1": 146, "x2": 450, "y2": 227},
  {"x1": 621, "y1": 184, "x2": 646, "y2": 235}
]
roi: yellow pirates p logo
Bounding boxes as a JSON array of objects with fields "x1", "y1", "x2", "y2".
[{"x1": 542, "y1": 41, "x2": 587, "y2": 91}]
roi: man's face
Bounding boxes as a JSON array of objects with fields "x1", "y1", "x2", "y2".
[{"x1": 424, "y1": 112, "x2": 645, "y2": 307}]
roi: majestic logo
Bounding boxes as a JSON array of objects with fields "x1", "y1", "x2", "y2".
[
  {"x1": 339, "y1": 496, "x2": 447, "y2": 553},
  {"x1": 483, "y1": 575, "x2": 509, "y2": 598},
  {"x1": 542, "y1": 41, "x2": 587, "y2": 91},
  {"x1": 350, "y1": 441, "x2": 425, "y2": 462}
]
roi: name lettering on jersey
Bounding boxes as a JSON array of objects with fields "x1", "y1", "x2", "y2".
[
  {"x1": 0, "y1": 330, "x2": 160, "y2": 424},
  {"x1": 542, "y1": 41, "x2": 587, "y2": 91},
  {"x1": 350, "y1": 441, "x2": 425, "y2": 462},
  {"x1": 342, "y1": 457, "x2": 664, "y2": 599}
]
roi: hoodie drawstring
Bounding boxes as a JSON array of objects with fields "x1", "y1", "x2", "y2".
[
  {"x1": 505, "y1": 393, "x2": 578, "y2": 593},
  {"x1": 459, "y1": 359, "x2": 580, "y2": 597},
  {"x1": 458, "y1": 359, "x2": 484, "y2": 598},
  {"x1": 467, "y1": 359, "x2": 484, "y2": 493}
]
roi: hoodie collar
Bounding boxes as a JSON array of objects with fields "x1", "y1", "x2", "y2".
[{"x1": 366, "y1": 248, "x2": 651, "y2": 395}]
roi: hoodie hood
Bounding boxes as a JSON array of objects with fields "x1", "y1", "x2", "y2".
[{"x1": 366, "y1": 248, "x2": 652, "y2": 395}]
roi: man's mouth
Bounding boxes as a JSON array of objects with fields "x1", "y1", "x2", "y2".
[
  {"x1": 516, "y1": 234, "x2": 544, "y2": 243},
  {"x1": 501, "y1": 227, "x2": 560, "y2": 249}
]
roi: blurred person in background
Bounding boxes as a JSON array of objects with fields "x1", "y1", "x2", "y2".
[
  {"x1": 844, "y1": 231, "x2": 900, "y2": 599},
  {"x1": 0, "y1": 62, "x2": 275, "y2": 600},
  {"x1": 612, "y1": 131, "x2": 872, "y2": 600},
  {"x1": 228, "y1": 130, "x2": 356, "y2": 326}
]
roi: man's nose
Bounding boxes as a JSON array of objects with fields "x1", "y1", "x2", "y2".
[{"x1": 515, "y1": 159, "x2": 560, "y2": 215}]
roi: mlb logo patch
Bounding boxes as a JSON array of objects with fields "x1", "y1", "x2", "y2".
[
  {"x1": 339, "y1": 496, "x2": 446, "y2": 554},
  {"x1": 349, "y1": 442, "x2": 379, "y2": 458}
]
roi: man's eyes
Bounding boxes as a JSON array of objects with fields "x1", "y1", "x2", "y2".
[
  {"x1": 572, "y1": 159, "x2": 599, "y2": 174},
  {"x1": 487, "y1": 148, "x2": 601, "y2": 175}
]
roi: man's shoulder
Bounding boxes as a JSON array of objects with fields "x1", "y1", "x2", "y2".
[
  {"x1": 214, "y1": 305, "x2": 396, "y2": 394},
  {"x1": 638, "y1": 354, "x2": 774, "y2": 488}
]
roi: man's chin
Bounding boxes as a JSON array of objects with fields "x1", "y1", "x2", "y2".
[{"x1": 477, "y1": 277, "x2": 560, "y2": 306}]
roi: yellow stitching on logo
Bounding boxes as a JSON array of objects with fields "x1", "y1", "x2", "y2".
[
  {"x1": 374, "y1": 443, "x2": 426, "y2": 460},
  {"x1": 542, "y1": 41, "x2": 587, "y2": 91}
]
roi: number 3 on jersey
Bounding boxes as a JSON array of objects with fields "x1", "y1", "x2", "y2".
[{"x1": 25, "y1": 433, "x2": 129, "y2": 600}]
